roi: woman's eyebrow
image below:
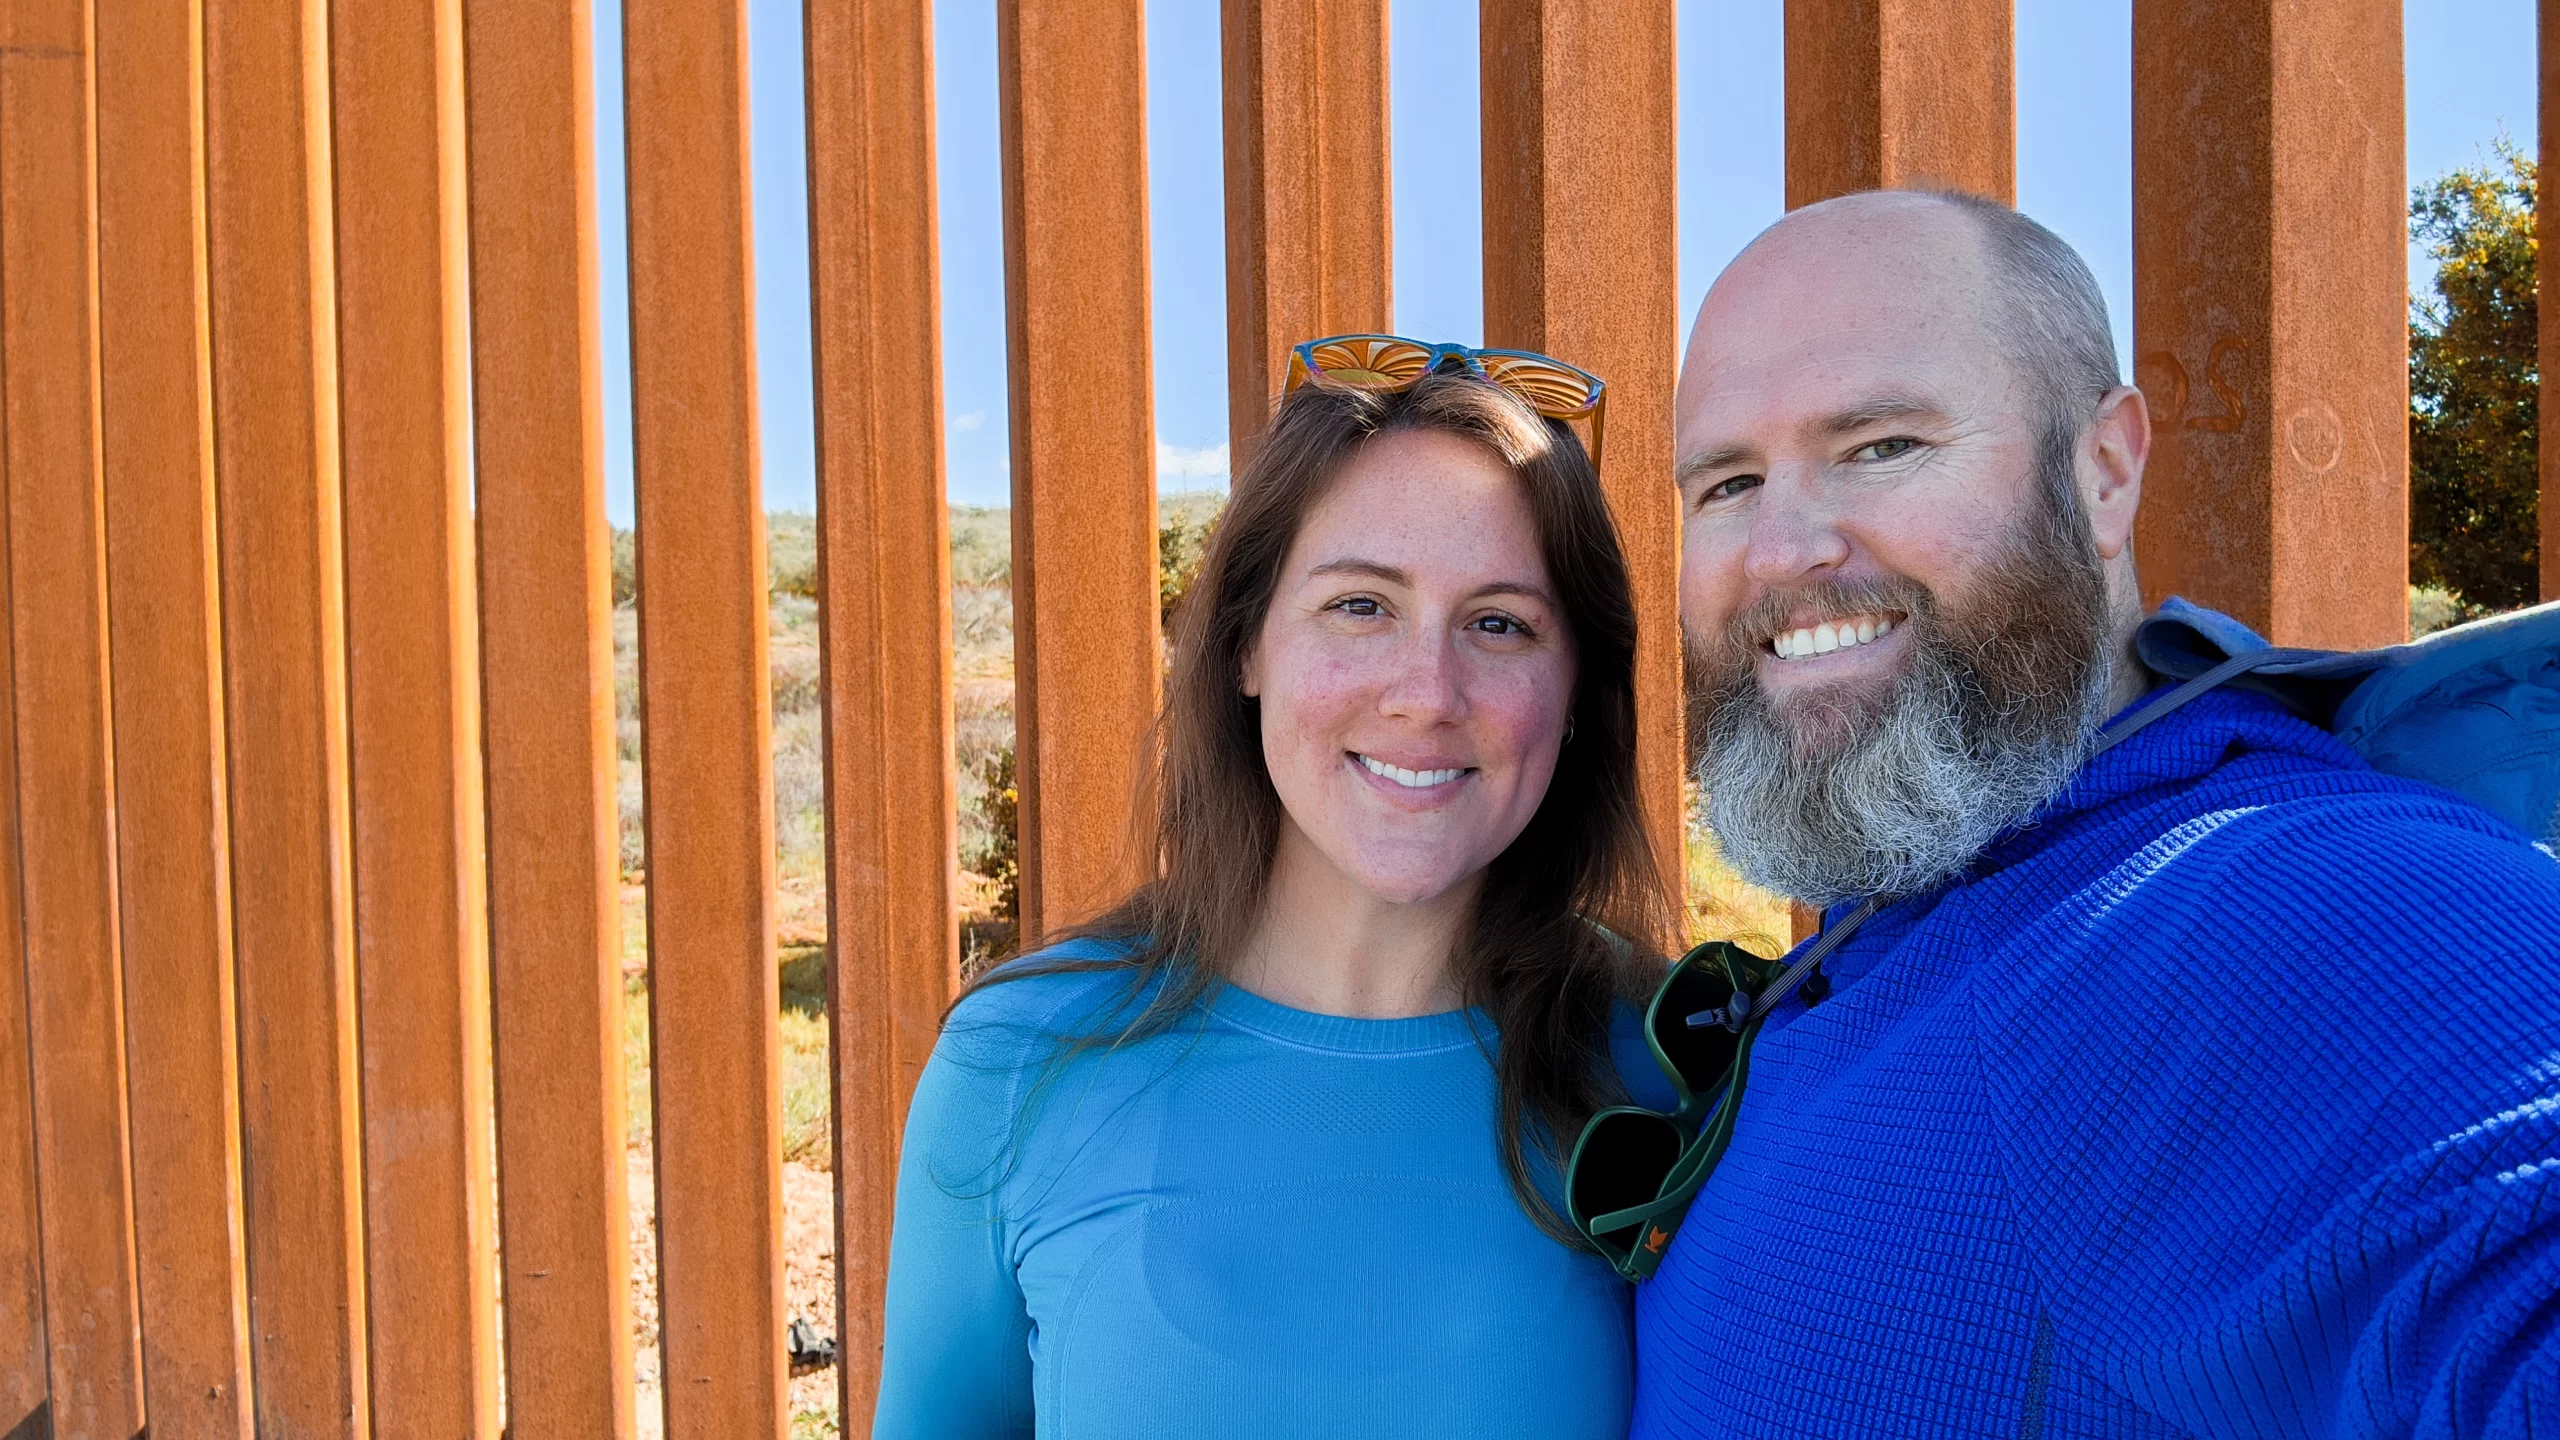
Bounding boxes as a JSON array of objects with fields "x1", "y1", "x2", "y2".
[
  {"x1": 1464, "y1": 580, "x2": 1557, "y2": 608},
  {"x1": 1305, "y1": 560, "x2": 1554, "y2": 608},
  {"x1": 1306, "y1": 559, "x2": 1411, "y2": 585}
]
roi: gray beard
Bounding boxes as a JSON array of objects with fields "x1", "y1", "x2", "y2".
[{"x1": 1689, "y1": 470, "x2": 2116, "y2": 907}]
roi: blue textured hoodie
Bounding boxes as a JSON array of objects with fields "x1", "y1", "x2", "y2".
[{"x1": 1632, "y1": 687, "x2": 2560, "y2": 1438}]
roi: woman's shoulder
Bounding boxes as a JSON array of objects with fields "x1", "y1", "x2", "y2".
[{"x1": 935, "y1": 935, "x2": 1160, "y2": 1067}]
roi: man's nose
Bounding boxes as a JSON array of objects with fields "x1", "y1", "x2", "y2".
[{"x1": 1741, "y1": 469, "x2": 1851, "y2": 586}]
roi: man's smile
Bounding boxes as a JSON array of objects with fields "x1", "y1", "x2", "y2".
[{"x1": 1764, "y1": 609, "x2": 1906, "y2": 660}]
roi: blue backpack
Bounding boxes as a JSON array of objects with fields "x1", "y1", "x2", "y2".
[{"x1": 2130, "y1": 596, "x2": 2560, "y2": 846}]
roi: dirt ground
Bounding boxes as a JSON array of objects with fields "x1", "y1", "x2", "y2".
[{"x1": 627, "y1": 1148, "x2": 842, "y2": 1437}]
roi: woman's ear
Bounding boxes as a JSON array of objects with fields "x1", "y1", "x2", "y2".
[{"x1": 1239, "y1": 640, "x2": 1261, "y2": 699}]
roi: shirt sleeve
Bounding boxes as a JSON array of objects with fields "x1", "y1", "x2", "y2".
[
  {"x1": 1972, "y1": 802, "x2": 2560, "y2": 1438},
  {"x1": 871, "y1": 1016, "x2": 1038, "y2": 1438}
]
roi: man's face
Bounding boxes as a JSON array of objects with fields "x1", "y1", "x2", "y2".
[
  {"x1": 1675, "y1": 213, "x2": 2043, "y2": 744},
  {"x1": 1673, "y1": 200, "x2": 2116, "y2": 903}
]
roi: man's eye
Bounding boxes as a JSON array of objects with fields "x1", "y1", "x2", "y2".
[
  {"x1": 1699, "y1": 473, "x2": 1762, "y2": 507},
  {"x1": 1854, "y1": 437, "x2": 1919, "y2": 462}
]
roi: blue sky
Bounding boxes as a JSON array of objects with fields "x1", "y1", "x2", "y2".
[{"x1": 589, "y1": 1, "x2": 2539, "y2": 520}]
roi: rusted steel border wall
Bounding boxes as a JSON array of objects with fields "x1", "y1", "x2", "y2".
[
  {"x1": 2133, "y1": 0, "x2": 2408, "y2": 647},
  {"x1": 0, "y1": 2, "x2": 2442, "y2": 1433}
]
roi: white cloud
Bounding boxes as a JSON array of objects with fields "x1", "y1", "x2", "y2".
[
  {"x1": 952, "y1": 409, "x2": 988, "y2": 431},
  {"x1": 1155, "y1": 438, "x2": 1230, "y2": 482}
]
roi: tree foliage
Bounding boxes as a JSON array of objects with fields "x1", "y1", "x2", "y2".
[{"x1": 2409, "y1": 145, "x2": 2542, "y2": 612}]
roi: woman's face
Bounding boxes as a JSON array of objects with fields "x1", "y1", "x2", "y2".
[{"x1": 1242, "y1": 428, "x2": 1576, "y2": 907}]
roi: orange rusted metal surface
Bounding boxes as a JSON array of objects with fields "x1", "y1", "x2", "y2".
[
  {"x1": 0, "y1": 0, "x2": 150, "y2": 1431},
  {"x1": 460, "y1": 0, "x2": 637, "y2": 1431},
  {"x1": 1222, "y1": 0, "x2": 1391, "y2": 468},
  {"x1": 2543, "y1": 0, "x2": 2559, "y2": 603},
  {"x1": 999, "y1": 0, "x2": 1163, "y2": 936},
  {"x1": 803, "y1": 0, "x2": 959, "y2": 1422},
  {"x1": 1481, "y1": 0, "x2": 1686, "y2": 898},
  {"x1": 2132, "y1": 0, "x2": 2407, "y2": 647},
  {"x1": 0, "y1": 481, "x2": 44, "y2": 1440},
  {"x1": 1789, "y1": 903, "x2": 1822, "y2": 947},
  {"x1": 621, "y1": 0, "x2": 788, "y2": 1433},
  {"x1": 1784, "y1": 0, "x2": 2014, "y2": 207},
  {"x1": 204, "y1": 0, "x2": 372, "y2": 1432},
  {"x1": 330, "y1": 0, "x2": 501, "y2": 1432},
  {"x1": 93, "y1": 1, "x2": 258, "y2": 1432}
]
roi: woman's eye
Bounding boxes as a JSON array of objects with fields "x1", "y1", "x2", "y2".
[
  {"x1": 1330, "y1": 596, "x2": 1383, "y2": 618},
  {"x1": 1469, "y1": 613, "x2": 1534, "y2": 639},
  {"x1": 1854, "y1": 437, "x2": 1918, "y2": 462}
]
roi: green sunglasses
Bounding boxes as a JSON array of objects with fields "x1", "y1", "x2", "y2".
[{"x1": 1567, "y1": 897, "x2": 1883, "y2": 1282}]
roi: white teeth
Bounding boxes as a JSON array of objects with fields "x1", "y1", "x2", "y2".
[
  {"x1": 1770, "y1": 613, "x2": 1897, "y2": 660},
  {"x1": 1359, "y1": 754, "x2": 1464, "y2": 788}
]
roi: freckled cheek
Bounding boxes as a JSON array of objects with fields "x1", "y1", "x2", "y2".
[
  {"x1": 1461, "y1": 665, "x2": 1572, "y2": 775},
  {"x1": 1257, "y1": 648, "x2": 1387, "y2": 759}
]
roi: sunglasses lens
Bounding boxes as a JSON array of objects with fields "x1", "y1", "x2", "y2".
[
  {"x1": 1570, "y1": 1109, "x2": 1685, "y2": 1245},
  {"x1": 1476, "y1": 354, "x2": 1598, "y2": 416},
  {"x1": 1652, "y1": 957, "x2": 1744, "y2": 1098},
  {"x1": 1304, "y1": 336, "x2": 1433, "y2": 389}
]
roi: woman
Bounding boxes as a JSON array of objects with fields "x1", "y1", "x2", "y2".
[{"x1": 874, "y1": 338, "x2": 1679, "y2": 1437}]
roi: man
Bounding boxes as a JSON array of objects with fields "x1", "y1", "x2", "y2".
[{"x1": 1642, "y1": 189, "x2": 2560, "y2": 1437}]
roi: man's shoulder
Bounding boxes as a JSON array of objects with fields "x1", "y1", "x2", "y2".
[{"x1": 2107, "y1": 768, "x2": 2560, "y2": 942}]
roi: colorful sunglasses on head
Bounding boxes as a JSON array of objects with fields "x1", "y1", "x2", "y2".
[{"x1": 1284, "y1": 334, "x2": 1608, "y2": 468}]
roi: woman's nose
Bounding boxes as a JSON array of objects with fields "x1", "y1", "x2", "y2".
[{"x1": 1375, "y1": 627, "x2": 1466, "y2": 723}]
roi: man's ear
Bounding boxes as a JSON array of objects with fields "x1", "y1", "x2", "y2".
[{"x1": 2082, "y1": 385, "x2": 2149, "y2": 562}]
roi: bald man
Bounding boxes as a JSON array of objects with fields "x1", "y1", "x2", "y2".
[{"x1": 1638, "y1": 192, "x2": 2560, "y2": 1437}]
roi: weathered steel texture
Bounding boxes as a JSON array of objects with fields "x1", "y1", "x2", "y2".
[
  {"x1": 1784, "y1": 0, "x2": 2015, "y2": 207},
  {"x1": 329, "y1": 0, "x2": 501, "y2": 1432},
  {"x1": 1789, "y1": 903, "x2": 1821, "y2": 947},
  {"x1": 1221, "y1": 0, "x2": 1391, "y2": 466},
  {"x1": 998, "y1": 0, "x2": 1162, "y2": 935},
  {"x1": 0, "y1": 0, "x2": 150, "y2": 1431},
  {"x1": 620, "y1": 1, "x2": 788, "y2": 1433},
  {"x1": 94, "y1": 0, "x2": 257, "y2": 1431},
  {"x1": 0, "y1": 434, "x2": 45, "y2": 1440},
  {"x1": 204, "y1": 0, "x2": 373, "y2": 1431},
  {"x1": 803, "y1": 0, "x2": 959, "y2": 1422},
  {"x1": 2132, "y1": 0, "x2": 2407, "y2": 646},
  {"x1": 1481, "y1": 0, "x2": 1685, "y2": 896},
  {"x1": 2543, "y1": 0, "x2": 2559, "y2": 603},
  {"x1": 460, "y1": 0, "x2": 637, "y2": 1431}
]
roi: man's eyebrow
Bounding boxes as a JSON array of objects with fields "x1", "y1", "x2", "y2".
[
  {"x1": 1813, "y1": 393, "x2": 1947, "y2": 436},
  {"x1": 1675, "y1": 444, "x2": 1757, "y2": 486}
]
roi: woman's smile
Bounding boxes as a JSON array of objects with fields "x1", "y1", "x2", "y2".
[{"x1": 1350, "y1": 751, "x2": 1477, "y2": 798}]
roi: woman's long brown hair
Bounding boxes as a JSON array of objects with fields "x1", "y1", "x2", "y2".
[{"x1": 970, "y1": 370, "x2": 1678, "y2": 1243}]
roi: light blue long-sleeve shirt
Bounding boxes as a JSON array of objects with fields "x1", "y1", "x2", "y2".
[{"x1": 872, "y1": 946, "x2": 1661, "y2": 1437}]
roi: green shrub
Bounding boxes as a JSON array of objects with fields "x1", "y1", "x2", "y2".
[{"x1": 2410, "y1": 146, "x2": 2542, "y2": 612}]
